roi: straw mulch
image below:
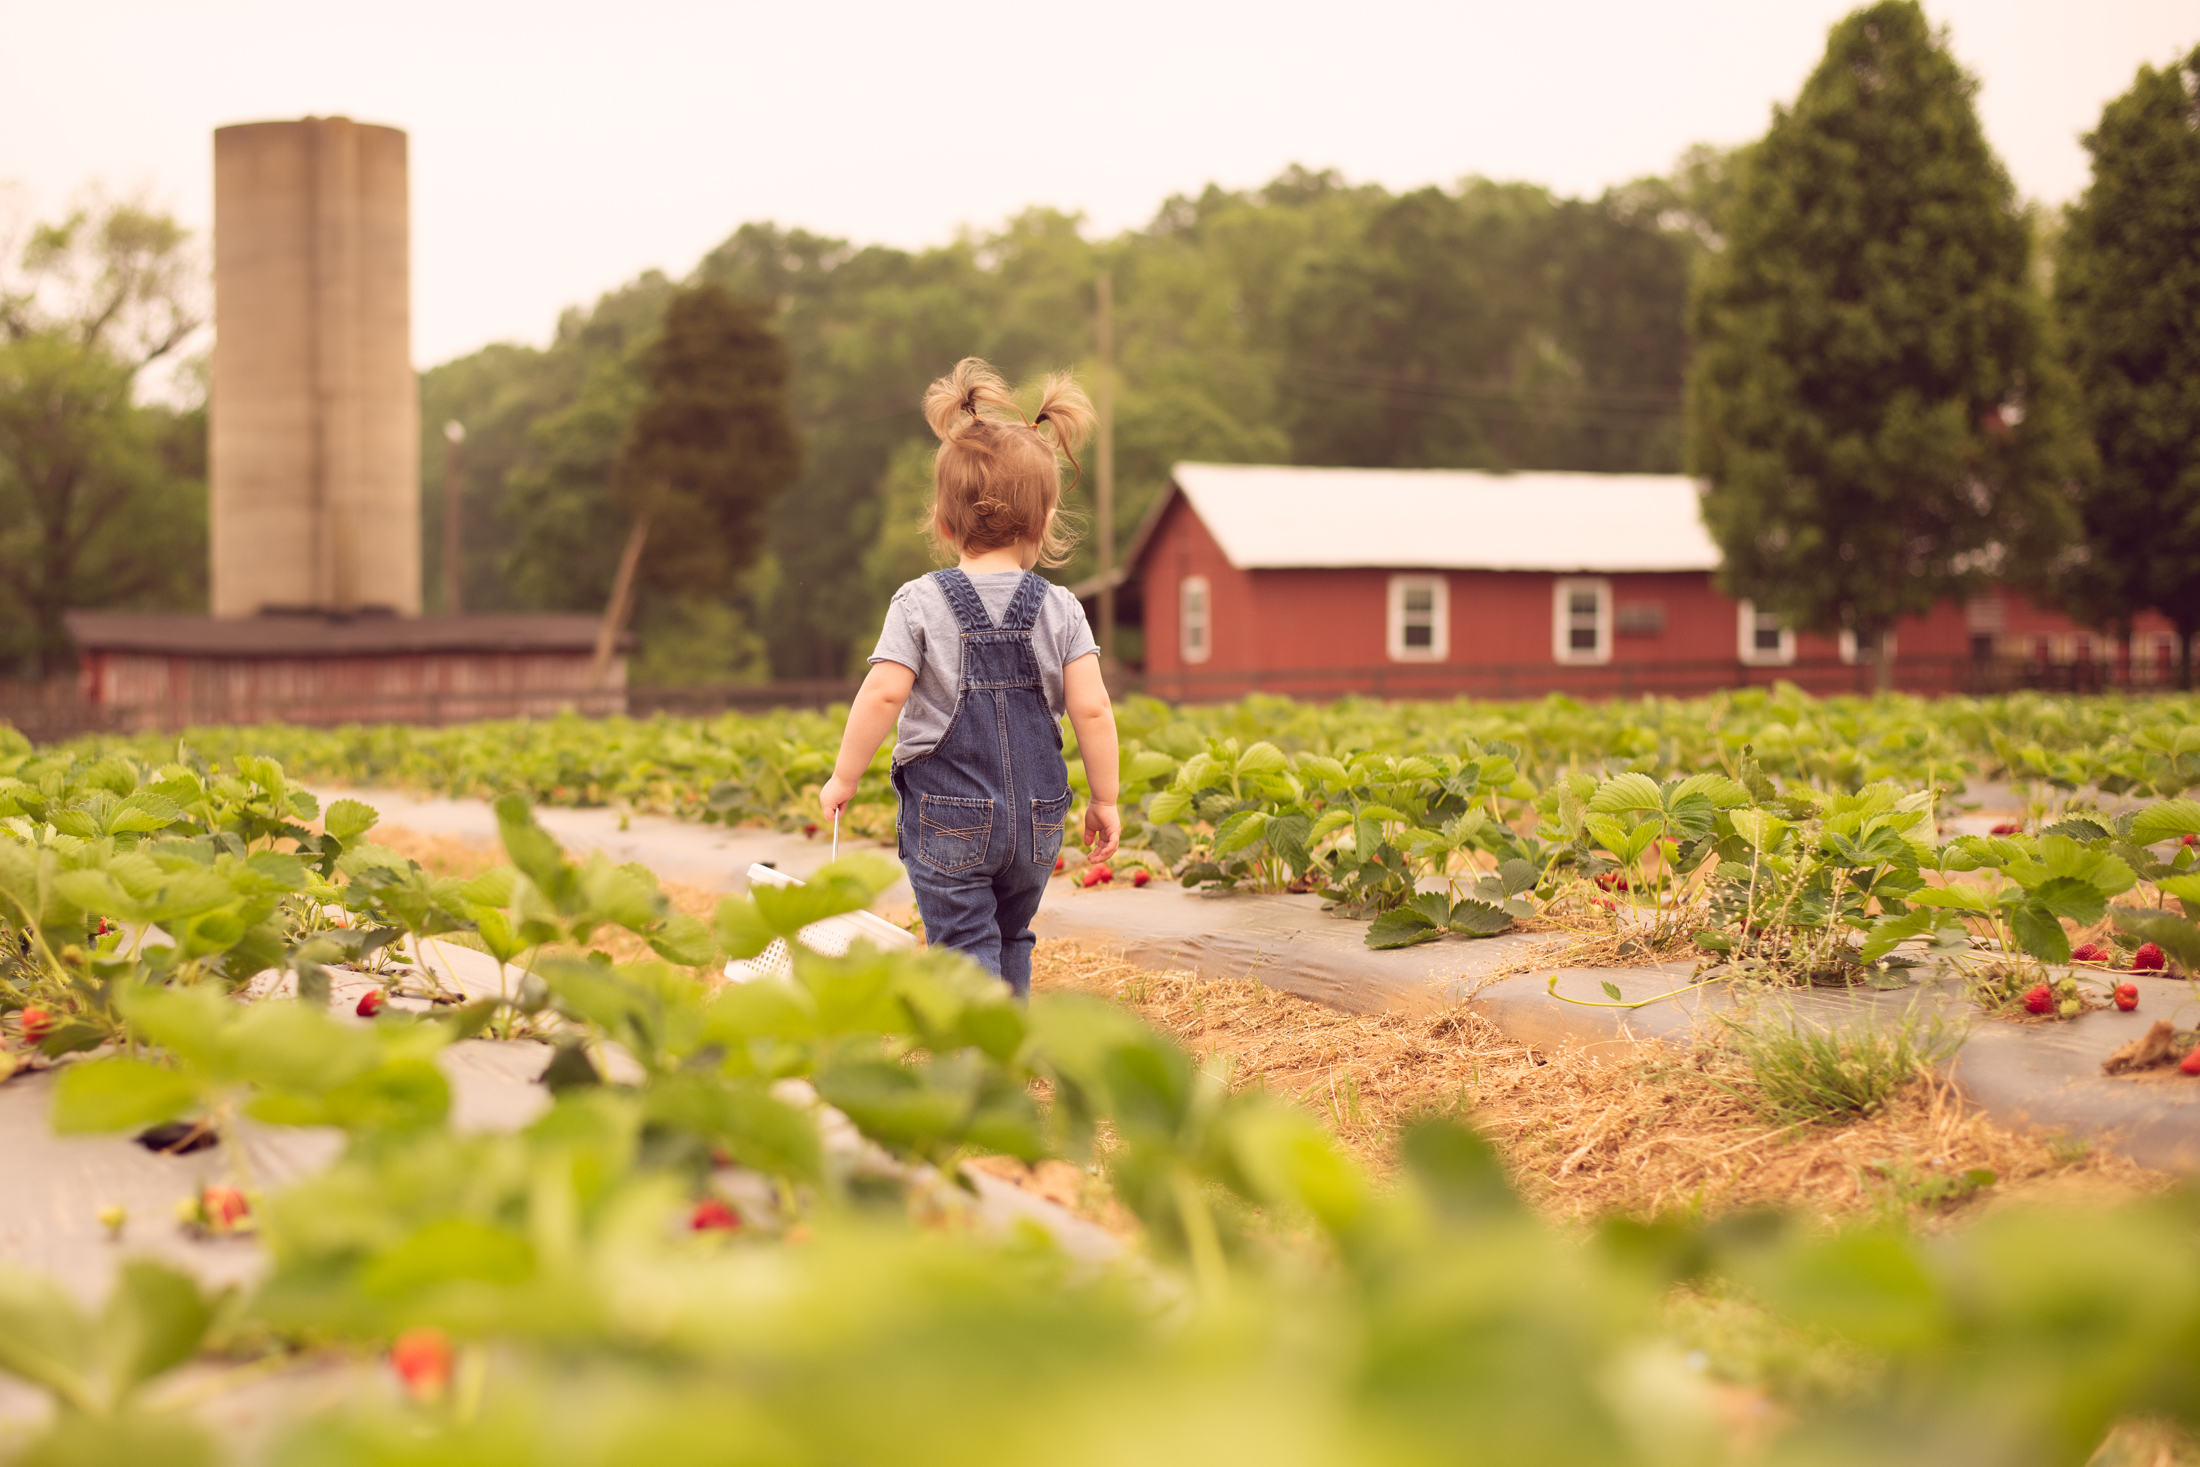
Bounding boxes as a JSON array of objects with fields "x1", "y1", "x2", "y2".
[{"x1": 1029, "y1": 939, "x2": 2170, "y2": 1226}]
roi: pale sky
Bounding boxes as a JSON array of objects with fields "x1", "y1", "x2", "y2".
[{"x1": 3, "y1": 0, "x2": 2193, "y2": 370}]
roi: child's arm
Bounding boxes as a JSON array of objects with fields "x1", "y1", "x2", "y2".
[
  {"x1": 820, "y1": 661, "x2": 916, "y2": 818},
  {"x1": 1064, "y1": 654, "x2": 1120, "y2": 864}
]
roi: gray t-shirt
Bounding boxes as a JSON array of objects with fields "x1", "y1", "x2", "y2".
[{"x1": 869, "y1": 571, "x2": 1099, "y2": 762}]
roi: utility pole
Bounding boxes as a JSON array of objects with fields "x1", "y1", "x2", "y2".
[
  {"x1": 442, "y1": 421, "x2": 466, "y2": 615},
  {"x1": 1095, "y1": 268, "x2": 1116, "y2": 680}
]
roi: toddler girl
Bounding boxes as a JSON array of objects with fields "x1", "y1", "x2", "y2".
[{"x1": 819, "y1": 358, "x2": 1120, "y2": 998}]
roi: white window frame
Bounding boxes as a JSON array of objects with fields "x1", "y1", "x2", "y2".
[
  {"x1": 1179, "y1": 575, "x2": 1211, "y2": 665},
  {"x1": 1551, "y1": 577, "x2": 1612, "y2": 665},
  {"x1": 1386, "y1": 574, "x2": 1448, "y2": 662},
  {"x1": 1838, "y1": 629, "x2": 1898, "y2": 666},
  {"x1": 1736, "y1": 599, "x2": 1795, "y2": 667}
]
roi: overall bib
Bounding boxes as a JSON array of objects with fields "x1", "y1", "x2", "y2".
[{"x1": 890, "y1": 569, "x2": 1071, "y2": 999}]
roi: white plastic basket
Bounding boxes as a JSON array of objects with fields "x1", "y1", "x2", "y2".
[{"x1": 723, "y1": 862, "x2": 917, "y2": 983}]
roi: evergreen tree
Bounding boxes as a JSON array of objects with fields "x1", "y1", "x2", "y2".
[
  {"x1": 1687, "y1": 1, "x2": 2084, "y2": 687},
  {"x1": 615, "y1": 282, "x2": 801, "y2": 597},
  {"x1": 2055, "y1": 46, "x2": 2200, "y2": 686}
]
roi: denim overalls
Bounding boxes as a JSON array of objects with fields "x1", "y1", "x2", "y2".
[{"x1": 890, "y1": 569, "x2": 1071, "y2": 999}]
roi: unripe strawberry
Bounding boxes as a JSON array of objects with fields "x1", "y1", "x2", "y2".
[
  {"x1": 389, "y1": 1327, "x2": 454, "y2": 1401},
  {"x1": 356, "y1": 989, "x2": 386, "y2": 1018},
  {"x1": 2058, "y1": 996, "x2": 2081, "y2": 1019},
  {"x1": 1131, "y1": 869, "x2": 1151, "y2": 888},
  {"x1": 2114, "y1": 983, "x2": 2139, "y2": 1011},
  {"x1": 2022, "y1": 984, "x2": 2053, "y2": 1015},
  {"x1": 2184, "y1": 1046, "x2": 2200, "y2": 1077},
  {"x1": 2133, "y1": 943, "x2": 2167, "y2": 972},
  {"x1": 202, "y1": 1185, "x2": 249, "y2": 1229},
  {"x1": 690, "y1": 1197, "x2": 741, "y2": 1232},
  {"x1": 19, "y1": 1007, "x2": 53, "y2": 1044}
]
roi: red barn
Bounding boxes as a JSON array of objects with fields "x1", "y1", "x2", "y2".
[{"x1": 1111, "y1": 464, "x2": 2181, "y2": 701}]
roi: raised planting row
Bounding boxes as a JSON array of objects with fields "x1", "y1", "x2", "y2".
[
  {"x1": 33, "y1": 689, "x2": 2200, "y2": 1006},
  {"x1": 8, "y1": 746, "x2": 2200, "y2": 1465}
]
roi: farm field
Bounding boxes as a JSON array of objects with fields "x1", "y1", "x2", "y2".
[{"x1": 5, "y1": 692, "x2": 2200, "y2": 1463}]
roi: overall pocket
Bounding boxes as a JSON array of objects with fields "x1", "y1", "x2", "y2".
[
  {"x1": 916, "y1": 794, "x2": 994, "y2": 875},
  {"x1": 1031, "y1": 790, "x2": 1071, "y2": 868}
]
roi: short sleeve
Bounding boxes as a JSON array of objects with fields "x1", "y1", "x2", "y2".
[
  {"x1": 870, "y1": 587, "x2": 925, "y2": 673},
  {"x1": 1050, "y1": 587, "x2": 1100, "y2": 669}
]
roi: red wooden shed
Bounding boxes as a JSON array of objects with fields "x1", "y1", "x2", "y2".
[{"x1": 1105, "y1": 464, "x2": 2181, "y2": 701}]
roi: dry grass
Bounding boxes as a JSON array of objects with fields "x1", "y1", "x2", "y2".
[{"x1": 1031, "y1": 938, "x2": 2170, "y2": 1226}]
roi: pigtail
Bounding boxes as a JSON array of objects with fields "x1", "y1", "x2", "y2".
[
  {"x1": 1029, "y1": 372, "x2": 1096, "y2": 494},
  {"x1": 923, "y1": 357, "x2": 1021, "y2": 441}
]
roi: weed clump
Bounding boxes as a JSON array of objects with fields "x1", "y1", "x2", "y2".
[{"x1": 1710, "y1": 1001, "x2": 1963, "y2": 1126}]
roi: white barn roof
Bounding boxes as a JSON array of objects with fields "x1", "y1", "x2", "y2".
[{"x1": 1158, "y1": 463, "x2": 1721, "y2": 574}]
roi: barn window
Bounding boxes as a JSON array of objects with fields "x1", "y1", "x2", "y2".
[
  {"x1": 1736, "y1": 600, "x2": 1795, "y2": 667},
  {"x1": 1386, "y1": 574, "x2": 1448, "y2": 662},
  {"x1": 1180, "y1": 576, "x2": 1211, "y2": 664},
  {"x1": 1838, "y1": 629, "x2": 1898, "y2": 666},
  {"x1": 1551, "y1": 578, "x2": 1611, "y2": 665}
]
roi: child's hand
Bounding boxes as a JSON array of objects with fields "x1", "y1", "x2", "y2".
[
  {"x1": 1083, "y1": 801, "x2": 1121, "y2": 865},
  {"x1": 819, "y1": 774, "x2": 858, "y2": 820}
]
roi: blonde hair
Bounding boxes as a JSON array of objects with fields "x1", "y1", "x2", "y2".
[{"x1": 921, "y1": 357, "x2": 1094, "y2": 567}]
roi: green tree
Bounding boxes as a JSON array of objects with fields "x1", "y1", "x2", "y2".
[
  {"x1": 2055, "y1": 45, "x2": 2200, "y2": 686},
  {"x1": 614, "y1": 282, "x2": 799, "y2": 594},
  {"x1": 433, "y1": 157, "x2": 1720, "y2": 678},
  {"x1": 0, "y1": 203, "x2": 206, "y2": 676},
  {"x1": 497, "y1": 276, "x2": 800, "y2": 684},
  {"x1": 1688, "y1": 1, "x2": 2085, "y2": 687}
]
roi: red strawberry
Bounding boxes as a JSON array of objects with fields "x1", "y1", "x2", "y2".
[
  {"x1": 2022, "y1": 984, "x2": 2053, "y2": 1015},
  {"x1": 1054, "y1": 854, "x2": 1066, "y2": 874},
  {"x1": 690, "y1": 1197, "x2": 741, "y2": 1232},
  {"x1": 2185, "y1": 834, "x2": 2199, "y2": 847},
  {"x1": 2133, "y1": 943, "x2": 2166, "y2": 972},
  {"x1": 356, "y1": 990, "x2": 386, "y2": 1018},
  {"x1": 2114, "y1": 983, "x2": 2139, "y2": 1011},
  {"x1": 1080, "y1": 866, "x2": 1104, "y2": 889},
  {"x1": 1095, "y1": 864, "x2": 1114, "y2": 884},
  {"x1": 1990, "y1": 821, "x2": 2021, "y2": 836},
  {"x1": 804, "y1": 824, "x2": 819, "y2": 838},
  {"x1": 19, "y1": 1007, "x2": 53, "y2": 1045},
  {"x1": 1593, "y1": 871, "x2": 1629, "y2": 892},
  {"x1": 202, "y1": 1185, "x2": 249, "y2": 1229},
  {"x1": 1131, "y1": 869, "x2": 1151, "y2": 888},
  {"x1": 389, "y1": 1327, "x2": 454, "y2": 1401},
  {"x1": 2184, "y1": 1046, "x2": 2200, "y2": 1077},
  {"x1": 2071, "y1": 942, "x2": 2109, "y2": 963}
]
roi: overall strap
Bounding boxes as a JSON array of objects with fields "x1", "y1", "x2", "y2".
[
  {"x1": 929, "y1": 569, "x2": 996, "y2": 633},
  {"x1": 995, "y1": 571, "x2": 1048, "y2": 632}
]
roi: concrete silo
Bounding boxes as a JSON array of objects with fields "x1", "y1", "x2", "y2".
[
  {"x1": 61, "y1": 116, "x2": 625, "y2": 732},
  {"x1": 209, "y1": 117, "x2": 420, "y2": 616}
]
